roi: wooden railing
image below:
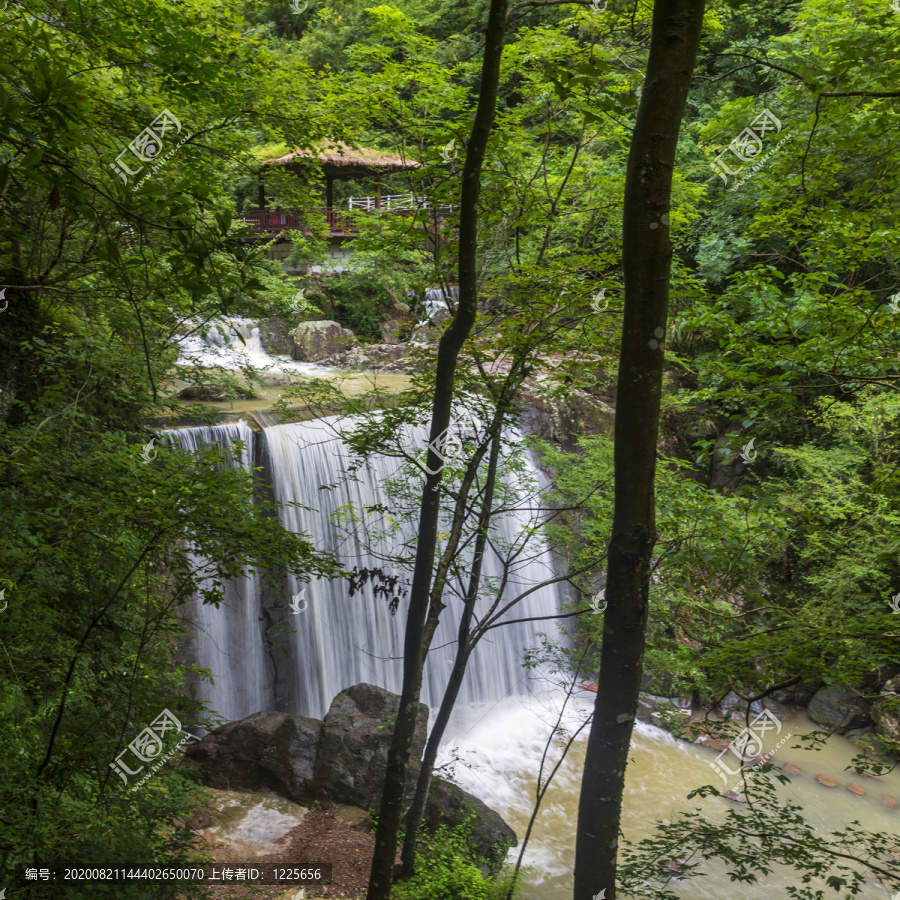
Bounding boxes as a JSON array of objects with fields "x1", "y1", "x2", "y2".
[
  {"x1": 237, "y1": 200, "x2": 454, "y2": 237},
  {"x1": 237, "y1": 208, "x2": 358, "y2": 237}
]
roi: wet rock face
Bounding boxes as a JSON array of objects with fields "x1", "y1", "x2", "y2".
[
  {"x1": 184, "y1": 711, "x2": 321, "y2": 803},
  {"x1": 289, "y1": 321, "x2": 359, "y2": 361},
  {"x1": 807, "y1": 683, "x2": 873, "y2": 731},
  {"x1": 872, "y1": 675, "x2": 900, "y2": 742},
  {"x1": 312, "y1": 683, "x2": 429, "y2": 810}
]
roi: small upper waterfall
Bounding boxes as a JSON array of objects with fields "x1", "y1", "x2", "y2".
[{"x1": 176, "y1": 415, "x2": 560, "y2": 724}]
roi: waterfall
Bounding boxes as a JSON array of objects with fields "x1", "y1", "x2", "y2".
[
  {"x1": 177, "y1": 415, "x2": 560, "y2": 724},
  {"x1": 167, "y1": 422, "x2": 273, "y2": 722}
]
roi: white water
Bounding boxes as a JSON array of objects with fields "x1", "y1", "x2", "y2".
[
  {"x1": 167, "y1": 422, "x2": 273, "y2": 721},
  {"x1": 176, "y1": 316, "x2": 330, "y2": 377},
  {"x1": 264, "y1": 416, "x2": 561, "y2": 718},
  {"x1": 448, "y1": 693, "x2": 900, "y2": 899},
  {"x1": 178, "y1": 416, "x2": 561, "y2": 722}
]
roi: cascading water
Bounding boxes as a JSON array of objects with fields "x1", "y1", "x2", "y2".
[
  {"x1": 177, "y1": 414, "x2": 560, "y2": 724},
  {"x1": 167, "y1": 421, "x2": 273, "y2": 722},
  {"x1": 264, "y1": 417, "x2": 560, "y2": 720}
]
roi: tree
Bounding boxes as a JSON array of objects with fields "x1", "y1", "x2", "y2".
[
  {"x1": 365, "y1": 0, "x2": 513, "y2": 895},
  {"x1": 573, "y1": 1, "x2": 706, "y2": 898}
]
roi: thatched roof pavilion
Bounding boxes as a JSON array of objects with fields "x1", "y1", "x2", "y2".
[{"x1": 262, "y1": 141, "x2": 420, "y2": 180}]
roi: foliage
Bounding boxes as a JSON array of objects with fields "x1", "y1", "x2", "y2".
[{"x1": 390, "y1": 822, "x2": 518, "y2": 900}]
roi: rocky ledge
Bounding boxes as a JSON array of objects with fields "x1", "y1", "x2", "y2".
[{"x1": 183, "y1": 683, "x2": 516, "y2": 870}]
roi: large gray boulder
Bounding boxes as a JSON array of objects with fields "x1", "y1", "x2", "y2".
[
  {"x1": 872, "y1": 675, "x2": 900, "y2": 743},
  {"x1": 289, "y1": 320, "x2": 358, "y2": 362},
  {"x1": 183, "y1": 683, "x2": 518, "y2": 867},
  {"x1": 807, "y1": 683, "x2": 872, "y2": 731},
  {"x1": 184, "y1": 711, "x2": 320, "y2": 803},
  {"x1": 313, "y1": 682, "x2": 429, "y2": 809},
  {"x1": 424, "y1": 777, "x2": 517, "y2": 872}
]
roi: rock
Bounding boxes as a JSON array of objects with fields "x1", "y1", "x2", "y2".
[
  {"x1": 379, "y1": 303, "x2": 413, "y2": 344},
  {"x1": 724, "y1": 790, "x2": 747, "y2": 804},
  {"x1": 184, "y1": 711, "x2": 321, "y2": 803},
  {"x1": 258, "y1": 317, "x2": 293, "y2": 355},
  {"x1": 423, "y1": 777, "x2": 517, "y2": 871},
  {"x1": 772, "y1": 678, "x2": 824, "y2": 708},
  {"x1": 762, "y1": 696, "x2": 794, "y2": 721},
  {"x1": 872, "y1": 675, "x2": 900, "y2": 743},
  {"x1": 782, "y1": 763, "x2": 802, "y2": 776},
  {"x1": 520, "y1": 386, "x2": 615, "y2": 448},
  {"x1": 316, "y1": 347, "x2": 371, "y2": 368},
  {"x1": 186, "y1": 787, "x2": 308, "y2": 857},
  {"x1": 332, "y1": 805, "x2": 372, "y2": 833},
  {"x1": 844, "y1": 726, "x2": 884, "y2": 758},
  {"x1": 816, "y1": 774, "x2": 838, "y2": 787},
  {"x1": 364, "y1": 343, "x2": 410, "y2": 363},
  {"x1": 847, "y1": 782, "x2": 866, "y2": 796},
  {"x1": 696, "y1": 737, "x2": 731, "y2": 753},
  {"x1": 313, "y1": 683, "x2": 429, "y2": 810},
  {"x1": 807, "y1": 683, "x2": 872, "y2": 731},
  {"x1": 289, "y1": 321, "x2": 359, "y2": 362},
  {"x1": 178, "y1": 384, "x2": 254, "y2": 402},
  {"x1": 882, "y1": 794, "x2": 898, "y2": 810}
]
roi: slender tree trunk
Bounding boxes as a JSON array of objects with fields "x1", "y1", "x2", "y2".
[
  {"x1": 365, "y1": 2, "x2": 510, "y2": 897},
  {"x1": 399, "y1": 426, "x2": 502, "y2": 876},
  {"x1": 573, "y1": 2, "x2": 705, "y2": 898}
]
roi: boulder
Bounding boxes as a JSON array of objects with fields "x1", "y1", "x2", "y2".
[
  {"x1": 379, "y1": 302, "x2": 413, "y2": 344},
  {"x1": 872, "y1": 675, "x2": 900, "y2": 743},
  {"x1": 289, "y1": 321, "x2": 358, "y2": 362},
  {"x1": 771, "y1": 678, "x2": 823, "y2": 708},
  {"x1": 184, "y1": 711, "x2": 320, "y2": 803},
  {"x1": 312, "y1": 683, "x2": 429, "y2": 810},
  {"x1": 762, "y1": 696, "x2": 794, "y2": 721},
  {"x1": 258, "y1": 317, "x2": 293, "y2": 355},
  {"x1": 808, "y1": 684, "x2": 872, "y2": 731},
  {"x1": 423, "y1": 777, "x2": 517, "y2": 871},
  {"x1": 178, "y1": 384, "x2": 254, "y2": 402}
]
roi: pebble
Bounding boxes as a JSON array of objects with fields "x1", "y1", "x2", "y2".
[
  {"x1": 782, "y1": 763, "x2": 802, "y2": 776},
  {"x1": 882, "y1": 794, "x2": 898, "y2": 811},
  {"x1": 847, "y1": 782, "x2": 866, "y2": 796},
  {"x1": 816, "y1": 774, "x2": 838, "y2": 787}
]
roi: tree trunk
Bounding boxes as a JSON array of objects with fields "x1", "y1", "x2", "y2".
[
  {"x1": 573, "y1": 2, "x2": 705, "y2": 899},
  {"x1": 364, "y1": 1, "x2": 510, "y2": 897},
  {"x1": 399, "y1": 425, "x2": 502, "y2": 877}
]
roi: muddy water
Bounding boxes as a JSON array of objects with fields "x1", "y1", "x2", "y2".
[{"x1": 444, "y1": 693, "x2": 900, "y2": 899}]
